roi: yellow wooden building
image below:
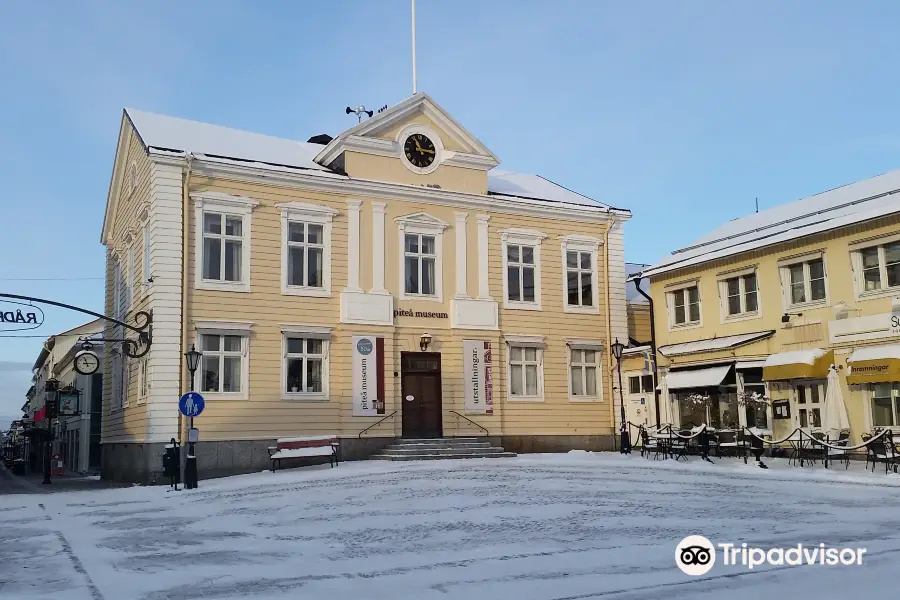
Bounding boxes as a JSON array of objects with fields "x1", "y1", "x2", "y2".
[
  {"x1": 98, "y1": 93, "x2": 632, "y2": 482},
  {"x1": 639, "y1": 170, "x2": 900, "y2": 443}
]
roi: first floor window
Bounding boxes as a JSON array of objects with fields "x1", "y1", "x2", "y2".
[
  {"x1": 672, "y1": 286, "x2": 700, "y2": 325},
  {"x1": 287, "y1": 221, "x2": 324, "y2": 288},
  {"x1": 285, "y1": 337, "x2": 325, "y2": 394},
  {"x1": 202, "y1": 211, "x2": 243, "y2": 282},
  {"x1": 507, "y1": 244, "x2": 536, "y2": 303},
  {"x1": 566, "y1": 250, "x2": 593, "y2": 307},
  {"x1": 570, "y1": 348, "x2": 599, "y2": 397},
  {"x1": 858, "y1": 242, "x2": 900, "y2": 293},
  {"x1": 201, "y1": 334, "x2": 243, "y2": 393},
  {"x1": 784, "y1": 258, "x2": 826, "y2": 305},
  {"x1": 404, "y1": 233, "x2": 436, "y2": 295},
  {"x1": 871, "y1": 383, "x2": 900, "y2": 427},
  {"x1": 509, "y1": 345, "x2": 541, "y2": 397}
]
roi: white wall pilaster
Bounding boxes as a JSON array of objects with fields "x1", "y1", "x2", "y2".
[
  {"x1": 347, "y1": 200, "x2": 362, "y2": 291},
  {"x1": 455, "y1": 212, "x2": 468, "y2": 298},
  {"x1": 372, "y1": 202, "x2": 387, "y2": 293},
  {"x1": 477, "y1": 214, "x2": 491, "y2": 299}
]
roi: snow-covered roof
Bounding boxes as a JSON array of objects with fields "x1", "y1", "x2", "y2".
[
  {"x1": 125, "y1": 108, "x2": 617, "y2": 211},
  {"x1": 762, "y1": 348, "x2": 826, "y2": 368},
  {"x1": 658, "y1": 331, "x2": 774, "y2": 357},
  {"x1": 644, "y1": 169, "x2": 900, "y2": 277},
  {"x1": 665, "y1": 364, "x2": 732, "y2": 390},
  {"x1": 848, "y1": 344, "x2": 900, "y2": 363}
]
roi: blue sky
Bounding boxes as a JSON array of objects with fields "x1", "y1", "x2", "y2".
[{"x1": 1, "y1": 1, "x2": 900, "y2": 418}]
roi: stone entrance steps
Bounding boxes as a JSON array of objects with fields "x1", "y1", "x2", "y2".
[{"x1": 370, "y1": 437, "x2": 517, "y2": 461}]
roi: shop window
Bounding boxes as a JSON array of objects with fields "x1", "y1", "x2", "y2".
[{"x1": 871, "y1": 383, "x2": 900, "y2": 427}]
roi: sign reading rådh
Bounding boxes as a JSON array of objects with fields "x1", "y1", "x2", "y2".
[{"x1": 0, "y1": 300, "x2": 44, "y2": 331}]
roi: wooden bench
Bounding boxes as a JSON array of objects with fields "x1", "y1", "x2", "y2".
[{"x1": 267, "y1": 436, "x2": 340, "y2": 472}]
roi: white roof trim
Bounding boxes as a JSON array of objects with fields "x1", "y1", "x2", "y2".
[
  {"x1": 847, "y1": 344, "x2": 900, "y2": 363},
  {"x1": 762, "y1": 348, "x2": 826, "y2": 368},
  {"x1": 666, "y1": 365, "x2": 732, "y2": 390},
  {"x1": 658, "y1": 331, "x2": 774, "y2": 357}
]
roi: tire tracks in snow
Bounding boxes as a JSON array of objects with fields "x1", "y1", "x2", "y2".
[{"x1": 38, "y1": 502, "x2": 105, "y2": 600}]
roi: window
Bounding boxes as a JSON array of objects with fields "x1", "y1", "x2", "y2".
[
  {"x1": 110, "y1": 350, "x2": 124, "y2": 411},
  {"x1": 628, "y1": 375, "x2": 654, "y2": 394},
  {"x1": 781, "y1": 257, "x2": 826, "y2": 307},
  {"x1": 202, "y1": 213, "x2": 243, "y2": 283},
  {"x1": 855, "y1": 241, "x2": 900, "y2": 295},
  {"x1": 193, "y1": 192, "x2": 257, "y2": 292},
  {"x1": 570, "y1": 348, "x2": 600, "y2": 399},
  {"x1": 871, "y1": 383, "x2": 900, "y2": 427},
  {"x1": 722, "y1": 273, "x2": 758, "y2": 317},
  {"x1": 200, "y1": 334, "x2": 245, "y2": 395},
  {"x1": 508, "y1": 345, "x2": 542, "y2": 399},
  {"x1": 507, "y1": 244, "x2": 536, "y2": 303},
  {"x1": 112, "y1": 258, "x2": 121, "y2": 320},
  {"x1": 669, "y1": 285, "x2": 700, "y2": 326},
  {"x1": 793, "y1": 381, "x2": 823, "y2": 428},
  {"x1": 126, "y1": 246, "x2": 134, "y2": 311},
  {"x1": 741, "y1": 370, "x2": 768, "y2": 429},
  {"x1": 278, "y1": 201, "x2": 337, "y2": 297},
  {"x1": 565, "y1": 246, "x2": 597, "y2": 310},
  {"x1": 501, "y1": 228, "x2": 546, "y2": 309},
  {"x1": 283, "y1": 337, "x2": 327, "y2": 398},
  {"x1": 404, "y1": 233, "x2": 437, "y2": 296},
  {"x1": 138, "y1": 358, "x2": 148, "y2": 399}
]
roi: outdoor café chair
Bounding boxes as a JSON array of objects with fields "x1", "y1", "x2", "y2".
[
  {"x1": 640, "y1": 428, "x2": 661, "y2": 460},
  {"x1": 826, "y1": 429, "x2": 851, "y2": 469},
  {"x1": 716, "y1": 430, "x2": 738, "y2": 458}
]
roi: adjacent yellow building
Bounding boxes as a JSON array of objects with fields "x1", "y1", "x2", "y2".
[
  {"x1": 99, "y1": 93, "x2": 632, "y2": 482},
  {"x1": 641, "y1": 171, "x2": 900, "y2": 444}
]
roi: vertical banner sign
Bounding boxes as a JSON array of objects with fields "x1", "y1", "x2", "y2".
[
  {"x1": 353, "y1": 336, "x2": 384, "y2": 416},
  {"x1": 464, "y1": 340, "x2": 494, "y2": 415}
]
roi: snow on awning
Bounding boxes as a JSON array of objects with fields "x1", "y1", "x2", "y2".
[
  {"x1": 847, "y1": 344, "x2": 900, "y2": 385},
  {"x1": 665, "y1": 365, "x2": 732, "y2": 390},
  {"x1": 658, "y1": 331, "x2": 774, "y2": 357},
  {"x1": 762, "y1": 349, "x2": 833, "y2": 381}
]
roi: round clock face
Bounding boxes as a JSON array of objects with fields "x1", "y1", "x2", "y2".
[
  {"x1": 403, "y1": 133, "x2": 436, "y2": 169},
  {"x1": 74, "y1": 350, "x2": 100, "y2": 375}
]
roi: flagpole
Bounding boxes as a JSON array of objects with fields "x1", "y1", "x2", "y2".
[{"x1": 411, "y1": 0, "x2": 417, "y2": 93}]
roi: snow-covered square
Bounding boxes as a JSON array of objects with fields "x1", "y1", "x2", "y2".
[{"x1": 3, "y1": 453, "x2": 900, "y2": 600}]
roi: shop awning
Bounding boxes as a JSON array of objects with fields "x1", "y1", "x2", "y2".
[
  {"x1": 847, "y1": 344, "x2": 900, "y2": 385},
  {"x1": 666, "y1": 365, "x2": 732, "y2": 390},
  {"x1": 658, "y1": 330, "x2": 775, "y2": 357},
  {"x1": 762, "y1": 349, "x2": 833, "y2": 381}
]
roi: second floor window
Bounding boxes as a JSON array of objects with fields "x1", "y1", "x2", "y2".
[
  {"x1": 566, "y1": 250, "x2": 593, "y2": 307},
  {"x1": 202, "y1": 212, "x2": 243, "y2": 283},
  {"x1": 672, "y1": 286, "x2": 700, "y2": 325},
  {"x1": 859, "y1": 241, "x2": 900, "y2": 293},
  {"x1": 404, "y1": 233, "x2": 436, "y2": 295},
  {"x1": 507, "y1": 244, "x2": 536, "y2": 303},
  {"x1": 723, "y1": 273, "x2": 758, "y2": 316},
  {"x1": 783, "y1": 258, "x2": 825, "y2": 305},
  {"x1": 287, "y1": 221, "x2": 324, "y2": 289}
]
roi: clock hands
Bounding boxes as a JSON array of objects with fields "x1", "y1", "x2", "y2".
[{"x1": 413, "y1": 140, "x2": 434, "y2": 154}]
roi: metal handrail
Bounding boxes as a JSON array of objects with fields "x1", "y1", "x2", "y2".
[
  {"x1": 358, "y1": 411, "x2": 397, "y2": 439},
  {"x1": 449, "y1": 410, "x2": 489, "y2": 436}
]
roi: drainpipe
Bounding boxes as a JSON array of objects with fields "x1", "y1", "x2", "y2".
[
  {"x1": 602, "y1": 214, "x2": 615, "y2": 446},
  {"x1": 632, "y1": 272, "x2": 661, "y2": 425},
  {"x1": 179, "y1": 153, "x2": 194, "y2": 443}
]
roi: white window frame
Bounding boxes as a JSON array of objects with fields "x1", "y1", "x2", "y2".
[
  {"x1": 192, "y1": 192, "x2": 259, "y2": 293},
  {"x1": 396, "y1": 213, "x2": 448, "y2": 302},
  {"x1": 561, "y1": 235, "x2": 601, "y2": 314},
  {"x1": 138, "y1": 358, "x2": 148, "y2": 402},
  {"x1": 505, "y1": 335, "x2": 545, "y2": 402},
  {"x1": 276, "y1": 202, "x2": 339, "y2": 298},
  {"x1": 567, "y1": 342, "x2": 603, "y2": 402},
  {"x1": 109, "y1": 349, "x2": 124, "y2": 412},
  {"x1": 500, "y1": 228, "x2": 546, "y2": 311},
  {"x1": 850, "y1": 232, "x2": 900, "y2": 301},
  {"x1": 126, "y1": 245, "x2": 134, "y2": 311},
  {"x1": 865, "y1": 383, "x2": 900, "y2": 431},
  {"x1": 280, "y1": 324, "x2": 332, "y2": 401},
  {"x1": 194, "y1": 320, "x2": 253, "y2": 400},
  {"x1": 778, "y1": 253, "x2": 828, "y2": 310},
  {"x1": 665, "y1": 280, "x2": 702, "y2": 331},
  {"x1": 143, "y1": 222, "x2": 151, "y2": 291},
  {"x1": 717, "y1": 267, "x2": 761, "y2": 323},
  {"x1": 112, "y1": 256, "x2": 121, "y2": 322}
]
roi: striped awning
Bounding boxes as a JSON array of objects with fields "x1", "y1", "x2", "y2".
[
  {"x1": 847, "y1": 344, "x2": 900, "y2": 385},
  {"x1": 762, "y1": 349, "x2": 833, "y2": 381}
]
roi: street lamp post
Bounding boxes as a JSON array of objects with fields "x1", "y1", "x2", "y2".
[
  {"x1": 611, "y1": 338, "x2": 631, "y2": 454},
  {"x1": 183, "y1": 344, "x2": 202, "y2": 489},
  {"x1": 42, "y1": 378, "x2": 60, "y2": 484}
]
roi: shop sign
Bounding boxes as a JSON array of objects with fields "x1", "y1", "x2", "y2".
[
  {"x1": 352, "y1": 336, "x2": 385, "y2": 416},
  {"x1": 463, "y1": 340, "x2": 493, "y2": 415},
  {"x1": 0, "y1": 300, "x2": 44, "y2": 331}
]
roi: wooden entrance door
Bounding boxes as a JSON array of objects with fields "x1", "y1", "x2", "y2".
[{"x1": 401, "y1": 352, "x2": 442, "y2": 438}]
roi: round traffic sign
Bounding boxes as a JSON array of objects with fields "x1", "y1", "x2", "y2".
[{"x1": 178, "y1": 392, "x2": 205, "y2": 417}]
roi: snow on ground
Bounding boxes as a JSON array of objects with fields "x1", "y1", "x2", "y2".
[{"x1": 2, "y1": 453, "x2": 900, "y2": 600}]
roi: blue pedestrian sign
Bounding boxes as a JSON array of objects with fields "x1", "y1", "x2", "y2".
[{"x1": 179, "y1": 392, "x2": 205, "y2": 417}]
